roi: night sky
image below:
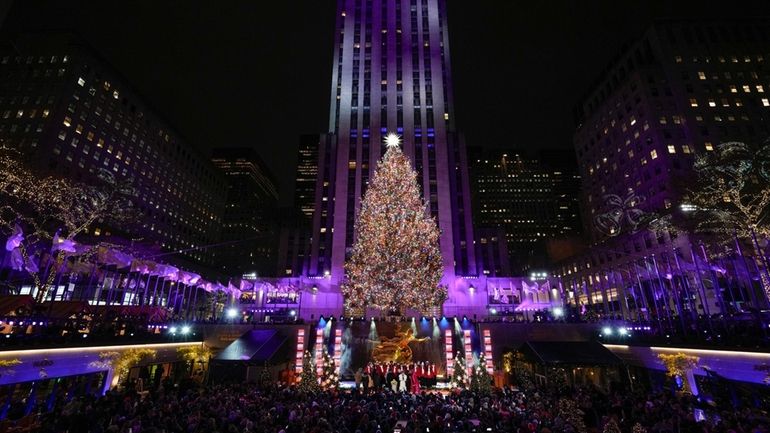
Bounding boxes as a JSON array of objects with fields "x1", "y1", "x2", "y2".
[{"x1": 3, "y1": 1, "x2": 770, "y2": 204}]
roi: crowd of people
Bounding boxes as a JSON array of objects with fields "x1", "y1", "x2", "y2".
[
  {"x1": 355, "y1": 362, "x2": 438, "y2": 394},
  {"x1": 31, "y1": 375, "x2": 769, "y2": 433}
]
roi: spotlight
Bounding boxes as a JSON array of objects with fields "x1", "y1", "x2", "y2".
[
  {"x1": 290, "y1": 310, "x2": 297, "y2": 317},
  {"x1": 226, "y1": 308, "x2": 239, "y2": 319},
  {"x1": 618, "y1": 327, "x2": 628, "y2": 336},
  {"x1": 489, "y1": 308, "x2": 497, "y2": 315},
  {"x1": 181, "y1": 325, "x2": 191, "y2": 335},
  {"x1": 553, "y1": 307, "x2": 564, "y2": 317},
  {"x1": 169, "y1": 326, "x2": 178, "y2": 334},
  {"x1": 602, "y1": 326, "x2": 613, "y2": 335}
]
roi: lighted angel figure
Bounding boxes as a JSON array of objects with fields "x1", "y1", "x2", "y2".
[
  {"x1": 593, "y1": 191, "x2": 648, "y2": 236},
  {"x1": 371, "y1": 326, "x2": 430, "y2": 364}
]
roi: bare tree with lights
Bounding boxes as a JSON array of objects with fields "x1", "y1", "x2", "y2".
[
  {"x1": 683, "y1": 140, "x2": 770, "y2": 298},
  {"x1": 342, "y1": 133, "x2": 445, "y2": 315},
  {"x1": 685, "y1": 141, "x2": 770, "y2": 239},
  {"x1": 0, "y1": 147, "x2": 137, "y2": 302}
]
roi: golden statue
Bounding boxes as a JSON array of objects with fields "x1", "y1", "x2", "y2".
[{"x1": 371, "y1": 326, "x2": 430, "y2": 364}]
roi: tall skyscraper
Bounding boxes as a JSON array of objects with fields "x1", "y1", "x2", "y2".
[
  {"x1": 295, "y1": 134, "x2": 322, "y2": 219},
  {"x1": 308, "y1": 0, "x2": 476, "y2": 298},
  {"x1": 468, "y1": 148, "x2": 582, "y2": 274},
  {"x1": 211, "y1": 147, "x2": 279, "y2": 277},
  {"x1": 0, "y1": 33, "x2": 226, "y2": 270},
  {"x1": 556, "y1": 19, "x2": 770, "y2": 314}
]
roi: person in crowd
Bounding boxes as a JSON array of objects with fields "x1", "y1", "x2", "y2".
[{"x1": 354, "y1": 368, "x2": 363, "y2": 390}]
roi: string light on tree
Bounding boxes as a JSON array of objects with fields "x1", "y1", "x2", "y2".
[{"x1": 342, "y1": 132, "x2": 445, "y2": 315}]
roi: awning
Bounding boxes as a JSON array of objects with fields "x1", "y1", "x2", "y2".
[
  {"x1": 214, "y1": 329, "x2": 286, "y2": 363},
  {"x1": 517, "y1": 341, "x2": 623, "y2": 366}
]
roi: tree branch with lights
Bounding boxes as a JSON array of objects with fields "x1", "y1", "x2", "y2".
[
  {"x1": 0, "y1": 146, "x2": 138, "y2": 302},
  {"x1": 342, "y1": 134, "x2": 445, "y2": 315}
]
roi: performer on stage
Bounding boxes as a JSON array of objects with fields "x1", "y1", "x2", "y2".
[{"x1": 410, "y1": 368, "x2": 420, "y2": 393}]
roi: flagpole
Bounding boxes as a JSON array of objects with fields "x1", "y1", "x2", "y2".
[
  {"x1": 734, "y1": 232, "x2": 767, "y2": 335},
  {"x1": 649, "y1": 254, "x2": 673, "y2": 333},
  {"x1": 633, "y1": 259, "x2": 655, "y2": 327},
  {"x1": 663, "y1": 253, "x2": 687, "y2": 335},
  {"x1": 690, "y1": 244, "x2": 714, "y2": 334}
]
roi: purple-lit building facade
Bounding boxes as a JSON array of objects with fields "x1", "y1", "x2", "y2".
[
  {"x1": 0, "y1": 34, "x2": 227, "y2": 270},
  {"x1": 554, "y1": 20, "x2": 770, "y2": 318},
  {"x1": 298, "y1": 0, "x2": 480, "y2": 317}
]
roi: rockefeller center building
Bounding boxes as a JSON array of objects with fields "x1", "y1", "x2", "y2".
[
  {"x1": 301, "y1": 0, "x2": 479, "y2": 315},
  {"x1": 555, "y1": 20, "x2": 770, "y2": 317},
  {"x1": 0, "y1": 33, "x2": 227, "y2": 269}
]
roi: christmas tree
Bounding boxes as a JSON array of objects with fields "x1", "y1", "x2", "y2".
[
  {"x1": 557, "y1": 398, "x2": 587, "y2": 433},
  {"x1": 451, "y1": 352, "x2": 468, "y2": 388},
  {"x1": 342, "y1": 133, "x2": 445, "y2": 315},
  {"x1": 297, "y1": 350, "x2": 320, "y2": 393},
  {"x1": 259, "y1": 362, "x2": 272, "y2": 389},
  {"x1": 602, "y1": 418, "x2": 621, "y2": 433},
  {"x1": 319, "y1": 348, "x2": 339, "y2": 390},
  {"x1": 470, "y1": 352, "x2": 493, "y2": 394}
]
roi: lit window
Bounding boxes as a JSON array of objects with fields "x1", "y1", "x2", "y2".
[
  {"x1": 659, "y1": 116, "x2": 667, "y2": 124},
  {"x1": 729, "y1": 85, "x2": 737, "y2": 93},
  {"x1": 743, "y1": 85, "x2": 751, "y2": 92},
  {"x1": 705, "y1": 142, "x2": 714, "y2": 151},
  {"x1": 77, "y1": 77, "x2": 85, "y2": 86},
  {"x1": 15, "y1": 110, "x2": 23, "y2": 118},
  {"x1": 63, "y1": 116, "x2": 72, "y2": 127},
  {"x1": 42, "y1": 109, "x2": 49, "y2": 118},
  {"x1": 708, "y1": 99, "x2": 716, "y2": 107},
  {"x1": 113, "y1": 90, "x2": 119, "y2": 99},
  {"x1": 97, "y1": 138, "x2": 104, "y2": 148},
  {"x1": 443, "y1": 113, "x2": 449, "y2": 120},
  {"x1": 674, "y1": 55, "x2": 682, "y2": 63},
  {"x1": 689, "y1": 98, "x2": 698, "y2": 107},
  {"x1": 763, "y1": 98, "x2": 770, "y2": 107},
  {"x1": 757, "y1": 85, "x2": 765, "y2": 93},
  {"x1": 75, "y1": 124, "x2": 83, "y2": 134},
  {"x1": 682, "y1": 145, "x2": 691, "y2": 154},
  {"x1": 667, "y1": 145, "x2": 676, "y2": 154},
  {"x1": 650, "y1": 149, "x2": 658, "y2": 159},
  {"x1": 735, "y1": 98, "x2": 743, "y2": 107},
  {"x1": 697, "y1": 71, "x2": 706, "y2": 80}
]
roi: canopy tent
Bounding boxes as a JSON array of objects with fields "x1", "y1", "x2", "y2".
[{"x1": 214, "y1": 330, "x2": 286, "y2": 363}]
